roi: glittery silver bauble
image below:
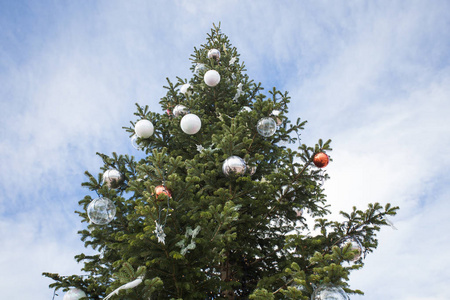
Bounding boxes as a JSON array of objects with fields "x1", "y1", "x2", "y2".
[
  {"x1": 222, "y1": 156, "x2": 247, "y2": 176},
  {"x1": 102, "y1": 169, "x2": 124, "y2": 189},
  {"x1": 173, "y1": 104, "x2": 189, "y2": 117},
  {"x1": 339, "y1": 237, "x2": 363, "y2": 261},
  {"x1": 87, "y1": 197, "x2": 116, "y2": 225},
  {"x1": 257, "y1": 117, "x2": 277, "y2": 137},
  {"x1": 311, "y1": 284, "x2": 349, "y2": 300},
  {"x1": 207, "y1": 49, "x2": 221, "y2": 60},
  {"x1": 63, "y1": 288, "x2": 87, "y2": 300},
  {"x1": 134, "y1": 119, "x2": 154, "y2": 139}
]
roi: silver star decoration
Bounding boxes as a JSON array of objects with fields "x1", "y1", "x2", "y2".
[
  {"x1": 176, "y1": 226, "x2": 201, "y2": 256},
  {"x1": 230, "y1": 57, "x2": 237, "y2": 64},
  {"x1": 196, "y1": 144, "x2": 205, "y2": 152},
  {"x1": 233, "y1": 83, "x2": 243, "y2": 102},
  {"x1": 154, "y1": 221, "x2": 166, "y2": 244}
]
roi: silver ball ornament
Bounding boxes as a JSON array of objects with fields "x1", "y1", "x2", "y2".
[
  {"x1": 311, "y1": 284, "x2": 349, "y2": 300},
  {"x1": 180, "y1": 113, "x2": 202, "y2": 134},
  {"x1": 87, "y1": 197, "x2": 116, "y2": 225},
  {"x1": 134, "y1": 119, "x2": 154, "y2": 139},
  {"x1": 222, "y1": 156, "x2": 247, "y2": 177},
  {"x1": 63, "y1": 288, "x2": 87, "y2": 300},
  {"x1": 102, "y1": 169, "x2": 124, "y2": 189},
  {"x1": 194, "y1": 63, "x2": 207, "y2": 75},
  {"x1": 207, "y1": 49, "x2": 221, "y2": 60},
  {"x1": 173, "y1": 104, "x2": 189, "y2": 117},
  {"x1": 204, "y1": 70, "x2": 221, "y2": 87},
  {"x1": 257, "y1": 117, "x2": 277, "y2": 137}
]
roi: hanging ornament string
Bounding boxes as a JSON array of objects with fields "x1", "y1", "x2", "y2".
[{"x1": 154, "y1": 168, "x2": 172, "y2": 244}]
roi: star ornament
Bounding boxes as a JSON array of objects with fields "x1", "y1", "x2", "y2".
[{"x1": 154, "y1": 221, "x2": 166, "y2": 244}]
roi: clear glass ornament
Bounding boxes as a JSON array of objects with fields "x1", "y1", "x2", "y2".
[
  {"x1": 240, "y1": 106, "x2": 252, "y2": 113},
  {"x1": 173, "y1": 104, "x2": 188, "y2": 117},
  {"x1": 340, "y1": 237, "x2": 363, "y2": 261},
  {"x1": 102, "y1": 169, "x2": 124, "y2": 189},
  {"x1": 87, "y1": 197, "x2": 116, "y2": 225},
  {"x1": 257, "y1": 117, "x2": 277, "y2": 137},
  {"x1": 311, "y1": 284, "x2": 349, "y2": 300},
  {"x1": 63, "y1": 288, "x2": 87, "y2": 300},
  {"x1": 194, "y1": 63, "x2": 207, "y2": 75},
  {"x1": 131, "y1": 134, "x2": 143, "y2": 150},
  {"x1": 222, "y1": 156, "x2": 247, "y2": 176}
]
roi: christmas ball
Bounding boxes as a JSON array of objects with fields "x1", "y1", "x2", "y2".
[
  {"x1": 180, "y1": 83, "x2": 192, "y2": 95},
  {"x1": 135, "y1": 119, "x2": 154, "y2": 139},
  {"x1": 180, "y1": 113, "x2": 202, "y2": 134},
  {"x1": 131, "y1": 134, "x2": 143, "y2": 150},
  {"x1": 340, "y1": 237, "x2": 363, "y2": 261},
  {"x1": 194, "y1": 63, "x2": 207, "y2": 75},
  {"x1": 102, "y1": 169, "x2": 124, "y2": 189},
  {"x1": 313, "y1": 152, "x2": 329, "y2": 168},
  {"x1": 222, "y1": 156, "x2": 247, "y2": 176},
  {"x1": 173, "y1": 104, "x2": 188, "y2": 117},
  {"x1": 155, "y1": 185, "x2": 172, "y2": 200},
  {"x1": 240, "y1": 106, "x2": 252, "y2": 113},
  {"x1": 256, "y1": 117, "x2": 277, "y2": 137},
  {"x1": 204, "y1": 70, "x2": 221, "y2": 87},
  {"x1": 63, "y1": 288, "x2": 87, "y2": 300},
  {"x1": 311, "y1": 284, "x2": 349, "y2": 300},
  {"x1": 271, "y1": 110, "x2": 283, "y2": 126},
  {"x1": 87, "y1": 197, "x2": 116, "y2": 225},
  {"x1": 207, "y1": 48, "x2": 221, "y2": 60}
]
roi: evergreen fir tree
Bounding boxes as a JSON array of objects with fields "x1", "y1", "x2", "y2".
[{"x1": 43, "y1": 24, "x2": 398, "y2": 300}]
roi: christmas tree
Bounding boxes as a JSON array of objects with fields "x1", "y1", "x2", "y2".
[{"x1": 43, "y1": 24, "x2": 398, "y2": 300}]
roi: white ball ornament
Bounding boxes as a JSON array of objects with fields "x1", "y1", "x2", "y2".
[
  {"x1": 87, "y1": 197, "x2": 116, "y2": 225},
  {"x1": 222, "y1": 156, "x2": 247, "y2": 177},
  {"x1": 173, "y1": 104, "x2": 188, "y2": 117},
  {"x1": 207, "y1": 49, "x2": 221, "y2": 60},
  {"x1": 311, "y1": 284, "x2": 349, "y2": 300},
  {"x1": 63, "y1": 288, "x2": 87, "y2": 300},
  {"x1": 204, "y1": 70, "x2": 221, "y2": 87},
  {"x1": 180, "y1": 113, "x2": 202, "y2": 135},
  {"x1": 134, "y1": 119, "x2": 154, "y2": 139},
  {"x1": 180, "y1": 83, "x2": 192, "y2": 95}
]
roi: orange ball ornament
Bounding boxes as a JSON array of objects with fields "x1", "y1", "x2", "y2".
[
  {"x1": 154, "y1": 185, "x2": 171, "y2": 200},
  {"x1": 313, "y1": 152, "x2": 329, "y2": 168}
]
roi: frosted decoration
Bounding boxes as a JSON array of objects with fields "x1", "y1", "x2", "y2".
[
  {"x1": 180, "y1": 113, "x2": 202, "y2": 134},
  {"x1": 87, "y1": 197, "x2": 116, "y2": 225},
  {"x1": 180, "y1": 83, "x2": 192, "y2": 95},
  {"x1": 204, "y1": 70, "x2": 221, "y2": 87},
  {"x1": 271, "y1": 109, "x2": 283, "y2": 125},
  {"x1": 240, "y1": 106, "x2": 252, "y2": 113},
  {"x1": 63, "y1": 288, "x2": 87, "y2": 300},
  {"x1": 222, "y1": 156, "x2": 247, "y2": 176},
  {"x1": 194, "y1": 63, "x2": 207, "y2": 75},
  {"x1": 131, "y1": 134, "x2": 143, "y2": 150},
  {"x1": 102, "y1": 169, "x2": 124, "y2": 189},
  {"x1": 173, "y1": 104, "x2": 188, "y2": 117},
  {"x1": 207, "y1": 49, "x2": 221, "y2": 60},
  {"x1": 311, "y1": 284, "x2": 349, "y2": 300},
  {"x1": 257, "y1": 117, "x2": 277, "y2": 137},
  {"x1": 134, "y1": 119, "x2": 154, "y2": 139}
]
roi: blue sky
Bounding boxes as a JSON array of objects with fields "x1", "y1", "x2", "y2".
[{"x1": 1, "y1": 1, "x2": 450, "y2": 299}]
